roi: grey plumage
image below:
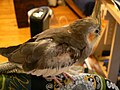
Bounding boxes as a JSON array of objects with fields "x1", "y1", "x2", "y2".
[
  {"x1": 0, "y1": 0, "x2": 101, "y2": 77},
  {"x1": 0, "y1": 18, "x2": 100, "y2": 76},
  {"x1": 0, "y1": 62, "x2": 23, "y2": 73}
]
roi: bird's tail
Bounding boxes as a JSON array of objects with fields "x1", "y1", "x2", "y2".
[
  {"x1": 0, "y1": 45, "x2": 20, "y2": 57},
  {"x1": 0, "y1": 62, "x2": 24, "y2": 74}
]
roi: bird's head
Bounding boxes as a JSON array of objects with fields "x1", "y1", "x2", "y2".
[
  {"x1": 70, "y1": 17, "x2": 101, "y2": 51},
  {"x1": 85, "y1": 0, "x2": 101, "y2": 52},
  {"x1": 85, "y1": 17, "x2": 100, "y2": 48},
  {"x1": 69, "y1": 0, "x2": 101, "y2": 60}
]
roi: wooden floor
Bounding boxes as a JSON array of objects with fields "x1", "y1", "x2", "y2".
[{"x1": 0, "y1": 0, "x2": 78, "y2": 63}]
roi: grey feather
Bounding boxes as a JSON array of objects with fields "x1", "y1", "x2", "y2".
[
  {"x1": 0, "y1": 62, "x2": 24, "y2": 73},
  {"x1": 0, "y1": 0, "x2": 101, "y2": 77},
  {"x1": 0, "y1": 45, "x2": 20, "y2": 57}
]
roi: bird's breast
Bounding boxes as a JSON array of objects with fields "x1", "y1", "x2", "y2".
[{"x1": 27, "y1": 66, "x2": 72, "y2": 77}]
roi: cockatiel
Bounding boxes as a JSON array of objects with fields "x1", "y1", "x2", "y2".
[{"x1": 0, "y1": 0, "x2": 101, "y2": 77}]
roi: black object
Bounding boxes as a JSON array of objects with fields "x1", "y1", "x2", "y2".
[
  {"x1": 31, "y1": 75, "x2": 54, "y2": 90},
  {"x1": 102, "y1": 50, "x2": 110, "y2": 56},
  {"x1": 30, "y1": 6, "x2": 52, "y2": 37},
  {"x1": 114, "y1": 0, "x2": 120, "y2": 10},
  {"x1": 84, "y1": 67, "x2": 89, "y2": 73},
  {"x1": 103, "y1": 59, "x2": 109, "y2": 71},
  {"x1": 73, "y1": 0, "x2": 95, "y2": 16},
  {"x1": 13, "y1": 0, "x2": 48, "y2": 28}
]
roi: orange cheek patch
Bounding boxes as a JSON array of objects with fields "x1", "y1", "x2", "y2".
[{"x1": 87, "y1": 33, "x2": 95, "y2": 42}]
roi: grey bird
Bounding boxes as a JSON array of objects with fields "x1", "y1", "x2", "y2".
[{"x1": 0, "y1": 0, "x2": 101, "y2": 77}]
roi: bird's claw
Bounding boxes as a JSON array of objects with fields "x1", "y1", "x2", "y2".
[
  {"x1": 46, "y1": 72, "x2": 74, "y2": 87},
  {"x1": 62, "y1": 72, "x2": 74, "y2": 81},
  {"x1": 46, "y1": 76, "x2": 63, "y2": 87}
]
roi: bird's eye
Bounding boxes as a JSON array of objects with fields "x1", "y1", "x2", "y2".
[{"x1": 95, "y1": 29, "x2": 99, "y2": 33}]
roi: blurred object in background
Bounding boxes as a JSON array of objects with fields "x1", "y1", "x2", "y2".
[
  {"x1": 111, "y1": 0, "x2": 120, "y2": 10},
  {"x1": 57, "y1": 16, "x2": 69, "y2": 27},
  {"x1": 58, "y1": 0, "x2": 66, "y2": 6},
  {"x1": 28, "y1": 6, "x2": 52, "y2": 37},
  {"x1": 13, "y1": 0, "x2": 48, "y2": 28},
  {"x1": 85, "y1": 56, "x2": 106, "y2": 78},
  {"x1": 48, "y1": 0, "x2": 57, "y2": 7},
  {"x1": 73, "y1": 0, "x2": 95, "y2": 16}
]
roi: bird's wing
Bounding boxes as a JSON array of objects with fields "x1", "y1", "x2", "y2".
[
  {"x1": 9, "y1": 39, "x2": 81, "y2": 71},
  {"x1": 8, "y1": 38, "x2": 82, "y2": 74}
]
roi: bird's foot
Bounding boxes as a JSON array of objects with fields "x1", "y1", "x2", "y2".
[
  {"x1": 61, "y1": 72, "x2": 74, "y2": 81},
  {"x1": 46, "y1": 76, "x2": 63, "y2": 87},
  {"x1": 46, "y1": 72, "x2": 74, "y2": 87}
]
